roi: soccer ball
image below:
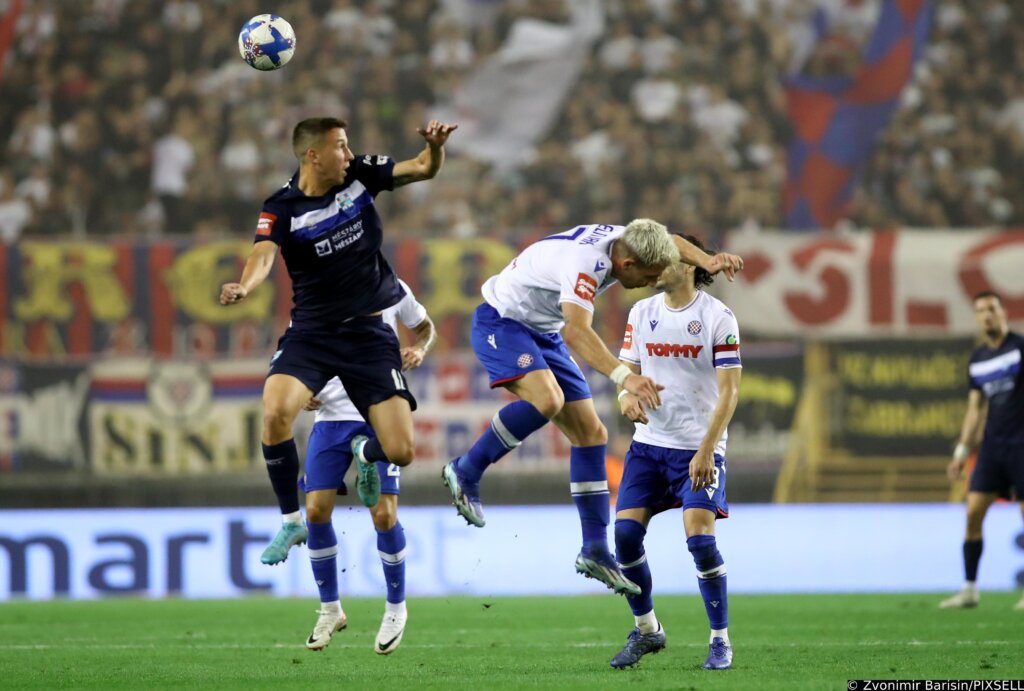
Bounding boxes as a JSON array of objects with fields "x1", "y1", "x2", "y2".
[{"x1": 238, "y1": 14, "x2": 296, "y2": 71}]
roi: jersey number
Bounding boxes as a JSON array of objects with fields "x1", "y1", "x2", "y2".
[{"x1": 538, "y1": 226, "x2": 587, "y2": 242}]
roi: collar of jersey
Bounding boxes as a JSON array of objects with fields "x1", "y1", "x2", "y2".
[
  {"x1": 280, "y1": 170, "x2": 347, "y2": 200},
  {"x1": 661, "y1": 290, "x2": 701, "y2": 313}
]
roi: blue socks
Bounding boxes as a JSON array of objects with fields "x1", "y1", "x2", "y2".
[
  {"x1": 307, "y1": 521, "x2": 339, "y2": 603},
  {"x1": 308, "y1": 519, "x2": 408, "y2": 606},
  {"x1": 688, "y1": 535, "x2": 728, "y2": 630},
  {"x1": 570, "y1": 445, "x2": 610, "y2": 551},
  {"x1": 262, "y1": 440, "x2": 300, "y2": 515},
  {"x1": 377, "y1": 521, "x2": 407, "y2": 604},
  {"x1": 455, "y1": 400, "x2": 549, "y2": 483},
  {"x1": 963, "y1": 539, "x2": 982, "y2": 582},
  {"x1": 615, "y1": 519, "x2": 653, "y2": 616}
]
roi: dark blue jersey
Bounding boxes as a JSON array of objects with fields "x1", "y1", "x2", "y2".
[
  {"x1": 968, "y1": 331, "x2": 1024, "y2": 445},
  {"x1": 254, "y1": 153, "x2": 404, "y2": 331}
]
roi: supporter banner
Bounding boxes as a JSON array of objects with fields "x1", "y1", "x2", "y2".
[
  {"x1": 1, "y1": 352, "x2": 615, "y2": 473},
  {"x1": 0, "y1": 361, "x2": 89, "y2": 473},
  {"x1": 2, "y1": 504, "x2": 1021, "y2": 599},
  {"x1": 3, "y1": 231, "x2": 1021, "y2": 356},
  {"x1": 726, "y1": 344, "x2": 803, "y2": 463},
  {"x1": 829, "y1": 339, "x2": 972, "y2": 456},
  {"x1": 88, "y1": 358, "x2": 266, "y2": 475},
  {"x1": 719, "y1": 229, "x2": 1024, "y2": 337},
  {"x1": 0, "y1": 238, "x2": 632, "y2": 357}
]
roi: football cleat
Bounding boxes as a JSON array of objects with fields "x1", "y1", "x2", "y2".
[
  {"x1": 260, "y1": 522, "x2": 307, "y2": 565},
  {"x1": 351, "y1": 435, "x2": 381, "y2": 507},
  {"x1": 609, "y1": 625, "x2": 666, "y2": 669},
  {"x1": 441, "y1": 461, "x2": 485, "y2": 527},
  {"x1": 575, "y1": 547, "x2": 641, "y2": 596},
  {"x1": 374, "y1": 609, "x2": 408, "y2": 655},
  {"x1": 703, "y1": 636, "x2": 733, "y2": 670},
  {"x1": 939, "y1": 587, "x2": 979, "y2": 609},
  {"x1": 305, "y1": 607, "x2": 347, "y2": 651}
]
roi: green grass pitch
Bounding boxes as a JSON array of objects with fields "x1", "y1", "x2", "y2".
[{"x1": 2, "y1": 593, "x2": 1022, "y2": 689}]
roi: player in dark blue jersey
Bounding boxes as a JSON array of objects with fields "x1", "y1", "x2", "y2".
[
  {"x1": 220, "y1": 116, "x2": 456, "y2": 568},
  {"x1": 941, "y1": 291, "x2": 1024, "y2": 610}
]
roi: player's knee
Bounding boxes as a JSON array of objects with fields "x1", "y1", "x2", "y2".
[
  {"x1": 686, "y1": 534, "x2": 725, "y2": 575},
  {"x1": 306, "y1": 503, "x2": 331, "y2": 524},
  {"x1": 262, "y1": 406, "x2": 297, "y2": 440},
  {"x1": 614, "y1": 518, "x2": 647, "y2": 564},
  {"x1": 529, "y1": 387, "x2": 564, "y2": 419},
  {"x1": 580, "y1": 419, "x2": 608, "y2": 446},
  {"x1": 371, "y1": 501, "x2": 397, "y2": 531},
  {"x1": 380, "y1": 437, "x2": 414, "y2": 466}
]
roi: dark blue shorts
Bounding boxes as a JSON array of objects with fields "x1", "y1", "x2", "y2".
[
  {"x1": 969, "y1": 441, "x2": 1024, "y2": 498},
  {"x1": 300, "y1": 421, "x2": 401, "y2": 496},
  {"x1": 616, "y1": 440, "x2": 729, "y2": 518},
  {"x1": 269, "y1": 315, "x2": 416, "y2": 419},
  {"x1": 470, "y1": 302, "x2": 591, "y2": 402}
]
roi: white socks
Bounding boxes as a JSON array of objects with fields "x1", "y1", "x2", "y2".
[
  {"x1": 711, "y1": 628, "x2": 729, "y2": 643},
  {"x1": 321, "y1": 600, "x2": 341, "y2": 614},
  {"x1": 283, "y1": 511, "x2": 303, "y2": 525},
  {"x1": 635, "y1": 610, "x2": 659, "y2": 634},
  {"x1": 386, "y1": 601, "x2": 407, "y2": 617}
]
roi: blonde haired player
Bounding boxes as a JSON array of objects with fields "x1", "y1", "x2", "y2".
[{"x1": 441, "y1": 219, "x2": 742, "y2": 594}]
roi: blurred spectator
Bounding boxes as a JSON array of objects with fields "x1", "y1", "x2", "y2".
[{"x1": 0, "y1": 0, "x2": 1020, "y2": 242}]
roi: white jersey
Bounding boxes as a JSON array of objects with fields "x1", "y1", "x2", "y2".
[
  {"x1": 619, "y1": 290, "x2": 741, "y2": 453},
  {"x1": 315, "y1": 279, "x2": 428, "y2": 423},
  {"x1": 481, "y1": 224, "x2": 626, "y2": 333}
]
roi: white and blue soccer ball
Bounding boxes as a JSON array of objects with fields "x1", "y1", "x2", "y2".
[{"x1": 238, "y1": 14, "x2": 296, "y2": 71}]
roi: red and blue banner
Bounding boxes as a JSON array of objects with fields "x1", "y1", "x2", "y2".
[{"x1": 783, "y1": 0, "x2": 933, "y2": 230}]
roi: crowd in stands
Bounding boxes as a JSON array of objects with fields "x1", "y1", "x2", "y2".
[{"x1": 1, "y1": 0, "x2": 1021, "y2": 246}]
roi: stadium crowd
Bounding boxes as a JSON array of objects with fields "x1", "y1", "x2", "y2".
[{"x1": 1, "y1": 0, "x2": 1021, "y2": 245}]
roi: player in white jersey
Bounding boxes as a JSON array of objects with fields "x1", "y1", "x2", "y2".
[
  {"x1": 441, "y1": 219, "x2": 743, "y2": 595},
  {"x1": 608, "y1": 235, "x2": 740, "y2": 671},
  {"x1": 299, "y1": 279, "x2": 436, "y2": 653}
]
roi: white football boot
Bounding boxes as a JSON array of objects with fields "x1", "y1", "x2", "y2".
[
  {"x1": 306, "y1": 606, "x2": 347, "y2": 650},
  {"x1": 374, "y1": 608, "x2": 408, "y2": 655},
  {"x1": 939, "y1": 586, "x2": 979, "y2": 609}
]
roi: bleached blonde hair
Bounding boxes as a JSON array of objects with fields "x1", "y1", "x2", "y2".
[{"x1": 620, "y1": 218, "x2": 680, "y2": 267}]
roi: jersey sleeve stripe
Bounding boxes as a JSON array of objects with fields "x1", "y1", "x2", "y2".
[
  {"x1": 713, "y1": 343, "x2": 740, "y2": 352},
  {"x1": 714, "y1": 357, "x2": 742, "y2": 368}
]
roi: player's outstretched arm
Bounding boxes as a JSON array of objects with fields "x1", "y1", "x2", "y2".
[
  {"x1": 669, "y1": 234, "x2": 744, "y2": 282},
  {"x1": 690, "y1": 366, "x2": 742, "y2": 491},
  {"x1": 392, "y1": 120, "x2": 459, "y2": 188},
  {"x1": 401, "y1": 315, "x2": 437, "y2": 370},
  {"x1": 561, "y1": 302, "x2": 664, "y2": 409},
  {"x1": 948, "y1": 389, "x2": 987, "y2": 482},
  {"x1": 220, "y1": 241, "x2": 278, "y2": 305}
]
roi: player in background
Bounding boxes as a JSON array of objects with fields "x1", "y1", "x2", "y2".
[
  {"x1": 302, "y1": 279, "x2": 435, "y2": 653},
  {"x1": 441, "y1": 219, "x2": 743, "y2": 594},
  {"x1": 941, "y1": 291, "x2": 1024, "y2": 610},
  {"x1": 220, "y1": 117, "x2": 456, "y2": 565},
  {"x1": 608, "y1": 235, "x2": 740, "y2": 670}
]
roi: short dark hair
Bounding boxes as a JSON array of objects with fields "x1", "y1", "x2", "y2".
[
  {"x1": 292, "y1": 117, "x2": 348, "y2": 159},
  {"x1": 973, "y1": 290, "x2": 1002, "y2": 304},
  {"x1": 676, "y1": 233, "x2": 715, "y2": 288}
]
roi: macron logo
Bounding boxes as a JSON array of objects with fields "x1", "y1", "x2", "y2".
[
  {"x1": 646, "y1": 343, "x2": 704, "y2": 358},
  {"x1": 649, "y1": 319, "x2": 658, "y2": 331}
]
